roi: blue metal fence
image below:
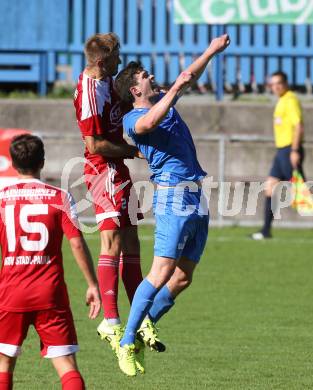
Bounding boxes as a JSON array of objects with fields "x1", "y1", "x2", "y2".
[
  {"x1": 0, "y1": 0, "x2": 68, "y2": 95},
  {"x1": 0, "y1": 0, "x2": 313, "y2": 97}
]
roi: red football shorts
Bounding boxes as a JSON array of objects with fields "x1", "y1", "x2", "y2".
[
  {"x1": 84, "y1": 161, "x2": 143, "y2": 231},
  {"x1": 0, "y1": 307, "x2": 78, "y2": 358}
]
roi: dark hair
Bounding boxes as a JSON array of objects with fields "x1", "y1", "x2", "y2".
[
  {"x1": 271, "y1": 71, "x2": 288, "y2": 83},
  {"x1": 114, "y1": 61, "x2": 143, "y2": 103},
  {"x1": 10, "y1": 134, "x2": 45, "y2": 174}
]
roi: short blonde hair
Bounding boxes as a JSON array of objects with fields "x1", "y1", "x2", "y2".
[{"x1": 84, "y1": 33, "x2": 120, "y2": 65}]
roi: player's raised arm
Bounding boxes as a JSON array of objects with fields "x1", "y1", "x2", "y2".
[{"x1": 177, "y1": 34, "x2": 230, "y2": 96}]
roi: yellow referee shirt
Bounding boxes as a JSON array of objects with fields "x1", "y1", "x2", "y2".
[{"x1": 273, "y1": 90, "x2": 302, "y2": 148}]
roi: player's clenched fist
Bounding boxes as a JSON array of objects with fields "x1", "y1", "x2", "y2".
[
  {"x1": 173, "y1": 71, "x2": 194, "y2": 92},
  {"x1": 209, "y1": 34, "x2": 230, "y2": 53}
]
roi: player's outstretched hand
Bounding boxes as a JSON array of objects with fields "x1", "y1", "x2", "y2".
[
  {"x1": 174, "y1": 71, "x2": 194, "y2": 92},
  {"x1": 86, "y1": 285, "x2": 101, "y2": 319},
  {"x1": 209, "y1": 34, "x2": 230, "y2": 54}
]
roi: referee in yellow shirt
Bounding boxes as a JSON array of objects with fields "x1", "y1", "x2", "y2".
[{"x1": 252, "y1": 71, "x2": 305, "y2": 240}]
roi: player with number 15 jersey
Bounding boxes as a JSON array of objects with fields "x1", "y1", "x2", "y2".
[{"x1": 0, "y1": 180, "x2": 81, "y2": 312}]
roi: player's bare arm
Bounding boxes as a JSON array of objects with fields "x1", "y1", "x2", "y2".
[
  {"x1": 134, "y1": 72, "x2": 193, "y2": 134},
  {"x1": 176, "y1": 33, "x2": 230, "y2": 97},
  {"x1": 69, "y1": 236, "x2": 101, "y2": 319},
  {"x1": 84, "y1": 135, "x2": 139, "y2": 158},
  {"x1": 187, "y1": 34, "x2": 230, "y2": 79},
  {"x1": 134, "y1": 34, "x2": 230, "y2": 135}
]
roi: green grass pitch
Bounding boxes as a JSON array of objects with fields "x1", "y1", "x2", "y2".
[{"x1": 12, "y1": 226, "x2": 313, "y2": 389}]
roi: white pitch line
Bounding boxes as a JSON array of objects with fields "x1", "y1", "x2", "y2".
[
  {"x1": 84, "y1": 235, "x2": 312, "y2": 244},
  {"x1": 207, "y1": 236, "x2": 313, "y2": 244}
]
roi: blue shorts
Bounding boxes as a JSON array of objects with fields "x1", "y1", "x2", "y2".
[
  {"x1": 270, "y1": 145, "x2": 305, "y2": 181},
  {"x1": 153, "y1": 187, "x2": 209, "y2": 263}
]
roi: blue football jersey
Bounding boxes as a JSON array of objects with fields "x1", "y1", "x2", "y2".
[{"x1": 123, "y1": 97, "x2": 207, "y2": 185}]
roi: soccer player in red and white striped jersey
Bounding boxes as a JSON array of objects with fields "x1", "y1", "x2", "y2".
[
  {"x1": 0, "y1": 134, "x2": 101, "y2": 390},
  {"x1": 73, "y1": 33, "x2": 147, "y2": 359}
]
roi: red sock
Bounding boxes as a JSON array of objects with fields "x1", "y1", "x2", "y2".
[
  {"x1": 0, "y1": 372, "x2": 13, "y2": 390},
  {"x1": 119, "y1": 254, "x2": 143, "y2": 303},
  {"x1": 98, "y1": 255, "x2": 120, "y2": 318},
  {"x1": 61, "y1": 370, "x2": 85, "y2": 390}
]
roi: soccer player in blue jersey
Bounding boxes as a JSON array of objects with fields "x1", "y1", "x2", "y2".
[{"x1": 114, "y1": 34, "x2": 230, "y2": 376}]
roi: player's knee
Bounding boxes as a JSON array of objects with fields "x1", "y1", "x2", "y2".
[
  {"x1": 149, "y1": 273, "x2": 173, "y2": 289},
  {"x1": 52, "y1": 354, "x2": 78, "y2": 378},
  {"x1": 265, "y1": 178, "x2": 279, "y2": 197},
  {"x1": 176, "y1": 274, "x2": 192, "y2": 291},
  {"x1": 0, "y1": 354, "x2": 15, "y2": 373},
  {"x1": 104, "y1": 243, "x2": 121, "y2": 256},
  {"x1": 100, "y1": 231, "x2": 122, "y2": 255},
  {"x1": 148, "y1": 265, "x2": 175, "y2": 289},
  {"x1": 265, "y1": 187, "x2": 273, "y2": 197},
  {"x1": 169, "y1": 269, "x2": 193, "y2": 294}
]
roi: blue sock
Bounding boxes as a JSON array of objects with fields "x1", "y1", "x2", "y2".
[
  {"x1": 120, "y1": 279, "x2": 158, "y2": 346},
  {"x1": 148, "y1": 285, "x2": 175, "y2": 323}
]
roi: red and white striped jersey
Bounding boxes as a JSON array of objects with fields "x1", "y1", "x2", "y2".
[
  {"x1": 0, "y1": 179, "x2": 82, "y2": 312},
  {"x1": 74, "y1": 72, "x2": 131, "y2": 168}
]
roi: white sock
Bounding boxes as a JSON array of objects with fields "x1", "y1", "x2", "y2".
[{"x1": 107, "y1": 318, "x2": 121, "y2": 326}]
